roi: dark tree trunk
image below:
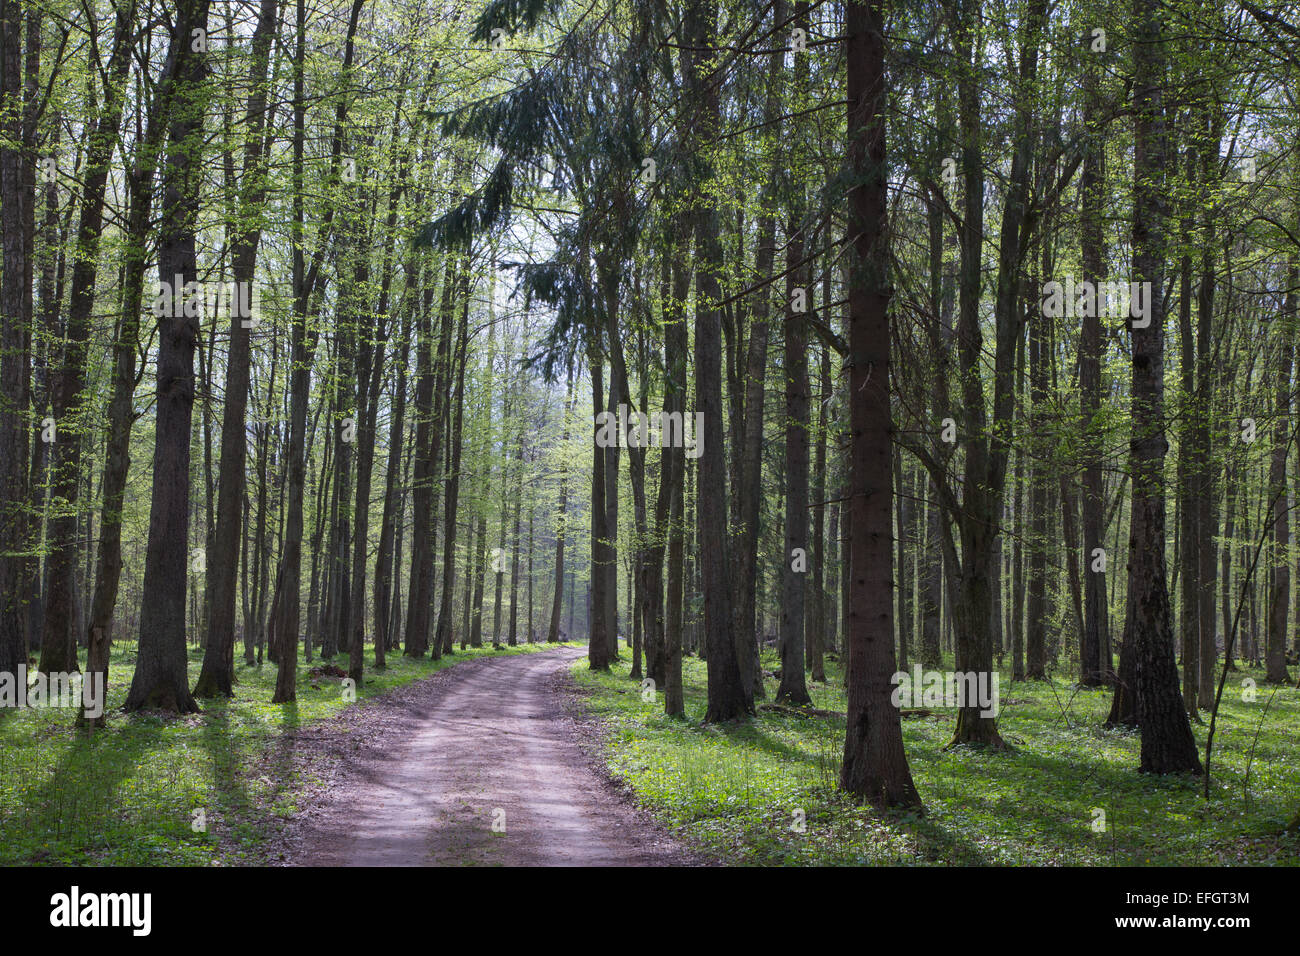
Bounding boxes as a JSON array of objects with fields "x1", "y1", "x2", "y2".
[
  {"x1": 435, "y1": 277, "x2": 471, "y2": 657},
  {"x1": 1026, "y1": 286, "x2": 1048, "y2": 680},
  {"x1": 587, "y1": 337, "x2": 610, "y2": 669},
  {"x1": 777, "y1": 216, "x2": 812, "y2": 705},
  {"x1": 373, "y1": 285, "x2": 414, "y2": 667},
  {"x1": 247, "y1": 361, "x2": 277, "y2": 667},
  {"x1": 470, "y1": 510, "x2": 488, "y2": 648},
  {"x1": 1127, "y1": 0, "x2": 1202, "y2": 773},
  {"x1": 0, "y1": 0, "x2": 32, "y2": 679},
  {"x1": 547, "y1": 365, "x2": 575, "y2": 642},
  {"x1": 461, "y1": 503, "x2": 475, "y2": 649},
  {"x1": 41, "y1": 1, "x2": 136, "y2": 680},
  {"x1": 1194, "y1": 133, "x2": 1221, "y2": 702},
  {"x1": 663, "y1": 257, "x2": 690, "y2": 716},
  {"x1": 346, "y1": 199, "x2": 402, "y2": 680},
  {"x1": 684, "y1": 0, "x2": 749, "y2": 722},
  {"x1": 86, "y1": 22, "x2": 170, "y2": 722},
  {"x1": 946, "y1": 0, "x2": 1036, "y2": 749},
  {"x1": 809, "y1": 342, "x2": 830, "y2": 682},
  {"x1": 126, "y1": 0, "x2": 213, "y2": 715},
  {"x1": 508, "y1": 428, "x2": 524, "y2": 648},
  {"x1": 894, "y1": 454, "x2": 914, "y2": 671},
  {"x1": 839, "y1": 0, "x2": 922, "y2": 809},
  {"x1": 1079, "y1": 32, "x2": 1108, "y2": 686},
  {"x1": 919, "y1": 182, "x2": 951, "y2": 672},
  {"x1": 405, "y1": 259, "x2": 454, "y2": 657},
  {"x1": 1266, "y1": 269, "x2": 1296, "y2": 685},
  {"x1": 1177, "y1": 248, "x2": 1200, "y2": 710},
  {"x1": 730, "y1": 0, "x2": 787, "y2": 706}
]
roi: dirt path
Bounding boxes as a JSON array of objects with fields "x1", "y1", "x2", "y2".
[{"x1": 282, "y1": 646, "x2": 698, "y2": 866}]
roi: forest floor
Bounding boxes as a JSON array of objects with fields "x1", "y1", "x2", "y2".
[
  {"x1": 570, "y1": 650, "x2": 1300, "y2": 865},
  {"x1": 0, "y1": 640, "x2": 578, "y2": 865},
  {"x1": 279, "y1": 644, "x2": 700, "y2": 865},
  {"x1": 6, "y1": 638, "x2": 1295, "y2": 867}
]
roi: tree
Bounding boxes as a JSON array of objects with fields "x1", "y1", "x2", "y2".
[
  {"x1": 39, "y1": 0, "x2": 137, "y2": 679},
  {"x1": 1126, "y1": 0, "x2": 1202, "y2": 774},
  {"x1": 126, "y1": 0, "x2": 213, "y2": 715},
  {"x1": 0, "y1": 0, "x2": 31, "y2": 682},
  {"x1": 839, "y1": 0, "x2": 922, "y2": 809},
  {"x1": 684, "y1": 0, "x2": 750, "y2": 722},
  {"x1": 194, "y1": 0, "x2": 280, "y2": 698}
]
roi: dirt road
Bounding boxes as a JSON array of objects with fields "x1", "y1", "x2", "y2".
[{"x1": 285, "y1": 645, "x2": 697, "y2": 866}]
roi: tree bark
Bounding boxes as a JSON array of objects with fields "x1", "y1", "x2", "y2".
[
  {"x1": 1127, "y1": 0, "x2": 1202, "y2": 772},
  {"x1": 684, "y1": 0, "x2": 750, "y2": 721},
  {"x1": 126, "y1": 0, "x2": 213, "y2": 714},
  {"x1": 41, "y1": 0, "x2": 137, "y2": 680},
  {"x1": 0, "y1": 0, "x2": 33, "y2": 679},
  {"x1": 548, "y1": 364, "x2": 576, "y2": 642},
  {"x1": 777, "y1": 214, "x2": 812, "y2": 705},
  {"x1": 1265, "y1": 268, "x2": 1296, "y2": 685},
  {"x1": 839, "y1": 0, "x2": 922, "y2": 809},
  {"x1": 435, "y1": 273, "x2": 472, "y2": 657},
  {"x1": 194, "y1": 0, "x2": 279, "y2": 697},
  {"x1": 587, "y1": 336, "x2": 611, "y2": 669},
  {"x1": 1079, "y1": 29, "x2": 1108, "y2": 686}
]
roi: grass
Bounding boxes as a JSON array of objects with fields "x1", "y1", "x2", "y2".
[
  {"x1": 571, "y1": 650, "x2": 1300, "y2": 866},
  {"x1": 0, "y1": 639, "x2": 575, "y2": 866}
]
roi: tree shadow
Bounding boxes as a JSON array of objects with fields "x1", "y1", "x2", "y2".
[{"x1": 1, "y1": 710, "x2": 167, "y2": 863}]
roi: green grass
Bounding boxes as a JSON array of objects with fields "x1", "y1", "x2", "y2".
[
  {"x1": 0, "y1": 640, "x2": 575, "y2": 866},
  {"x1": 572, "y1": 651, "x2": 1300, "y2": 865}
]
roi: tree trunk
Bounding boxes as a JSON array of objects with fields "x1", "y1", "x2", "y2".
[
  {"x1": 1026, "y1": 285, "x2": 1048, "y2": 680},
  {"x1": 1266, "y1": 268, "x2": 1296, "y2": 684},
  {"x1": 271, "y1": 0, "x2": 365, "y2": 702},
  {"x1": 662, "y1": 253, "x2": 690, "y2": 716},
  {"x1": 0, "y1": 0, "x2": 33, "y2": 679},
  {"x1": 373, "y1": 287, "x2": 414, "y2": 667},
  {"x1": 1079, "y1": 30, "x2": 1108, "y2": 686},
  {"x1": 194, "y1": 0, "x2": 279, "y2": 697},
  {"x1": 405, "y1": 259, "x2": 454, "y2": 657},
  {"x1": 547, "y1": 364, "x2": 576, "y2": 642},
  {"x1": 1127, "y1": 0, "x2": 1202, "y2": 772},
  {"x1": 126, "y1": 0, "x2": 213, "y2": 715},
  {"x1": 587, "y1": 335, "x2": 611, "y2": 669},
  {"x1": 731, "y1": 0, "x2": 787, "y2": 706},
  {"x1": 839, "y1": 0, "x2": 922, "y2": 809},
  {"x1": 42, "y1": 1, "x2": 137, "y2": 682},
  {"x1": 777, "y1": 214, "x2": 812, "y2": 705},
  {"x1": 435, "y1": 275, "x2": 471, "y2": 657},
  {"x1": 809, "y1": 343, "x2": 830, "y2": 682},
  {"x1": 684, "y1": 0, "x2": 749, "y2": 722}
]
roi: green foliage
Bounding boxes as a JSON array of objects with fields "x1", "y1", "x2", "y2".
[
  {"x1": 470, "y1": 0, "x2": 569, "y2": 44},
  {"x1": 574, "y1": 654, "x2": 1300, "y2": 865}
]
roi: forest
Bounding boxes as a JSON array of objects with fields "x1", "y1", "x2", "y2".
[{"x1": 0, "y1": 0, "x2": 1297, "y2": 877}]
